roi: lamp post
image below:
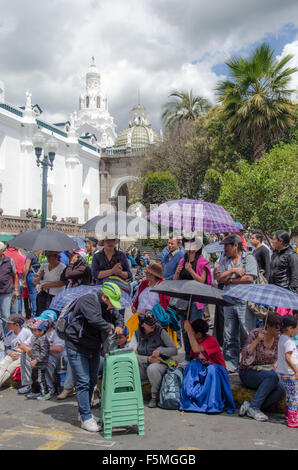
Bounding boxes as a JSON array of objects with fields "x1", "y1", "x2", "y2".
[{"x1": 32, "y1": 131, "x2": 58, "y2": 228}]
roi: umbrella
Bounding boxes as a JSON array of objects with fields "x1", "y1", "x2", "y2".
[
  {"x1": 69, "y1": 236, "x2": 86, "y2": 251},
  {"x1": 204, "y1": 241, "x2": 225, "y2": 254},
  {"x1": 223, "y1": 284, "x2": 298, "y2": 311},
  {"x1": 151, "y1": 280, "x2": 234, "y2": 307},
  {"x1": 49, "y1": 284, "x2": 132, "y2": 312},
  {"x1": 9, "y1": 228, "x2": 79, "y2": 251},
  {"x1": 148, "y1": 198, "x2": 240, "y2": 234},
  {"x1": 81, "y1": 211, "x2": 158, "y2": 239}
]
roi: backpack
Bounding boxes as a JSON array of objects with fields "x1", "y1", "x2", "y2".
[
  {"x1": 243, "y1": 253, "x2": 268, "y2": 319},
  {"x1": 55, "y1": 291, "x2": 98, "y2": 340},
  {"x1": 158, "y1": 364, "x2": 185, "y2": 410}
]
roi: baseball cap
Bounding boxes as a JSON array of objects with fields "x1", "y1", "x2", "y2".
[
  {"x1": 35, "y1": 310, "x2": 57, "y2": 322},
  {"x1": 85, "y1": 237, "x2": 98, "y2": 245},
  {"x1": 219, "y1": 234, "x2": 242, "y2": 245},
  {"x1": 119, "y1": 325, "x2": 129, "y2": 336},
  {"x1": 32, "y1": 320, "x2": 50, "y2": 332},
  {"x1": 3, "y1": 314, "x2": 25, "y2": 326},
  {"x1": 101, "y1": 282, "x2": 122, "y2": 309},
  {"x1": 139, "y1": 311, "x2": 158, "y2": 326}
]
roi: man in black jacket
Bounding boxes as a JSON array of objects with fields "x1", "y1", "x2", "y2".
[
  {"x1": 270, "y1": 230, "x2": 298, "y2": 294},
  {"x1": 65, "y1": 282, "x2": 124, "y2": 432}
]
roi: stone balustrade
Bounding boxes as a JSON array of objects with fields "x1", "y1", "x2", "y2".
[{"x1": 0, "y1": 215, "x2": 88, "y2": 237}]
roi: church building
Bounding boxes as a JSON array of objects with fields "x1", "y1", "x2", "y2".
[{"x1": 0, "y1": 59, "x2": 161, "y2": 224}]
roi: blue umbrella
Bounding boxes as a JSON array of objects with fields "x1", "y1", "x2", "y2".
[
  {"x1": 223, "y1": 284, "x2": 298, "y2": 310},
  {"x1": 49, "y1": 284, "x2": 132, "y2": 312},
  {"x1": 205, "y1": 241, "x2": 225, "y2": 254},
  {"x1": 69, "y1": 236, "x2": 86, "y2": 251}
]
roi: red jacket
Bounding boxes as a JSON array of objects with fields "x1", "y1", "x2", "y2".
[{"x1": 132, "y1": 279, "x2": 169, "y2": 311}]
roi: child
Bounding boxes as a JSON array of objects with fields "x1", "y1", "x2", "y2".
[
  {"x1": 117, "y1": 325, "x2": 131, "y2": 349},
  {"x1": 26, "y1": 320, "x2": 51, "y2": 400},
  {"x1": 277, "y1": 315, "x2": 298, "y2": 427}
]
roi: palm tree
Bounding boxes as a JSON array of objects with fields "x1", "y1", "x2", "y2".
[
  {"x1": 216, "y1": 43, "x2": 297, "y2": 160},
  {"x1": 162, "y1": 89, "x2": 211, "y2": 128}
]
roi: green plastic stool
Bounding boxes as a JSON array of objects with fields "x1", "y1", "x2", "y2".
[{"x1": 100, "y1": 348, "x2": 145, "y2": 439}]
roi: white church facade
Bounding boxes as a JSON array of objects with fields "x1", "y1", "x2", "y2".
[{"x1": 0, "y1": 59, "x2": 160, "y2": 224}]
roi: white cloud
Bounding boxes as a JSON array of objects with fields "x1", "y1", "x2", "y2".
[
  {"x1": 277, "y1": 40, "x2": 298, "y2": 101},
  {"x1": 1, "y1": 0, "x2": 298, "y2": 131}
]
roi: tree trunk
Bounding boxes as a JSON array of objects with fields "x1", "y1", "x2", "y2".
[{"x1": 253, "y1": 130, "x2": 266, "y2": 161}]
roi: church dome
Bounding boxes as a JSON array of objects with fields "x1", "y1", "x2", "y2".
[{"x1": 114, "y1": 103, "x2": 160, "y2": 149}]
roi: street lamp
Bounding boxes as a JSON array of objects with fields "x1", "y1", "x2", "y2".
[{"x1": 32, "y1": 131, "x2": 58, "y2": 228}]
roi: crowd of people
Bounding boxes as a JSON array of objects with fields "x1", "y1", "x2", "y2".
[{"x1": 0, "y1": 227, "x2": 297, "y2": 433}]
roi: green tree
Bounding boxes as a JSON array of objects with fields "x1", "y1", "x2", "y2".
[
  {"x1": 217, "y1": 142, "x2": 298, "y2": 239},
  {"x1": 142, "y1": 171, "x2": 181, "y2": 211},
  {"x1": 217, "y1": 43, "x2": 297, "y2": 160},
  {"x1": 162, "y1": 89, "x2": 211, "y2": 128}
]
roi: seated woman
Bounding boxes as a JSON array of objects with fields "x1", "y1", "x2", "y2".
[
  {"x1": 238, "y1": 312, "x2": 285, "y2": 422},
  {"x1": 60, "y1": 251, "x2": 92, "y2": 288},
  {"x1": 173, "y1": 237, "x2": 212, "y2": 361},
  {"x1": 130, "y1": 311, "x2": 177, "y2": 408},
  {"x1": 180, "y1": 319, "x2": 235, "y2": 414}
]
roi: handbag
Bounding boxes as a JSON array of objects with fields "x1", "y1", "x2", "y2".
[{"x1": 168, "y1": 296, "x2": 190, "y2": 312}]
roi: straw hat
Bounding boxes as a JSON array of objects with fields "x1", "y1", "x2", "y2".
[{"x1": 146, "y1": 262, "x2": 163, "y2": 280}]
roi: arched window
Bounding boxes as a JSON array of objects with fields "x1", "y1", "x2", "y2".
[
  {"x1": 86, "y1": 96, "x2": 89, "y2": 108},
  {"x1": 97, "y1": 96, "x2": 100, "y2": 108}
]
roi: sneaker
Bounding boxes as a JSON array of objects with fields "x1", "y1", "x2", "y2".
[
  {"x1": 57, "y1": 388, "x2": 74, "y2": 400},
  {"x1": 239, "y1": 400, "x2": 250, "y2": 417},
  {"x1": 80, "y1": 417, "x2": 101, "y2": 432},
  {"x1": 148, "y1": 398, "x2": 157, "y2": 408},
  {"x1": 37, "y1": 393, "x2": 51, "y2": 401},
  {"x1": 18, "y1": 385, "x2": 32, "y2": 395},
  {"x1": 246, "y1": 407, "x2": 269, "y2": 422},
  {"x1": 26, "y1": 392, "x2": 41, "y2": 400},
  {"x1": 78, "y1": 413, "x2": 101, "y2": 424}
]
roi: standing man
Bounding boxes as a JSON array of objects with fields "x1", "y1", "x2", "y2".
[
  {"x1": 65, "y1": 282, "x2": 124, "y2": 432},
  {"x1": 250, "y1": 231, "x2": 271, "y2": 281},
  {"x1": 270, "y1": 230, "x2": 298, "y2": 294},
  {"x1": 0, "y1": 242, "x2": 19, "y2": 337},
  {"x1": 214, "y1": 235, "x2": 258, "y2": 373},
  {"x1": 85, "y1": 237, "x2": 99, "y2": 266},
  {"x1": 162, "y1": 237, "x2": 185, "y2": 280}
]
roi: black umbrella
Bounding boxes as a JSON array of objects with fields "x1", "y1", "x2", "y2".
[
  {"x1": 151, "y1": 280, "x2": 234, "y2": 320},
  {"x1": 81, "y1": 211, "x2": 158, "y2": 238},
  {"x1": 9, "y1": 228, "x2": 79, "y2": 251}
]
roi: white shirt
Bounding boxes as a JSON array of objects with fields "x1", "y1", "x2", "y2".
[
  {"x1": 4, "y1": 327, "x2": 33, "y2": 352},
  {"x1": 137, "y1": 286, "x2": 160, "y2": 313},
  {"x1": 277, "y1": 334, "x2": 298, "y2": 375},
  {"x1": 39, "y1": 262, "x2": 66, "y2": 295}
]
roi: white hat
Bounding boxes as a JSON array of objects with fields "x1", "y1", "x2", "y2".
[
  {"x1": 184, "y1": 237, "x2": 203, "y2": 251},
  {"x1": 0, "y1": 242, "x2": 6, "y2": 251}
]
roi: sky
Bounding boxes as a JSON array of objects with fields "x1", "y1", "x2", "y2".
[{"x1": 0, "y1": 0, "x2": 298, "y2": 133}]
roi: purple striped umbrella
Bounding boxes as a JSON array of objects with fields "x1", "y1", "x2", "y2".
[{"x1": 148, "y1": 199, "x2": 240, "y2": 234}]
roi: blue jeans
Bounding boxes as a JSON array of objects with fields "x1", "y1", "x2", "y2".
[
  {"x1": 26, "y1": 272, "x2": 37, "y2": 316},
  {"x1": 239, "y1": 369, "x2": 285, "y2": 410},
  {"x1": 66, "y1": 347, "x2": 102, "y2": 421},
  {"x1": 0, "y1": 292, "x2": 13, "y2": 336},
  {"x1": 182, "y1": 302, "x2": 205, "y2": 361},
  {"x1": 10, "y1": 278, "x2": 23, "y2": 315},
  {"x1": 223, "y1": 302, "x2": 255, "y2": 372}
]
